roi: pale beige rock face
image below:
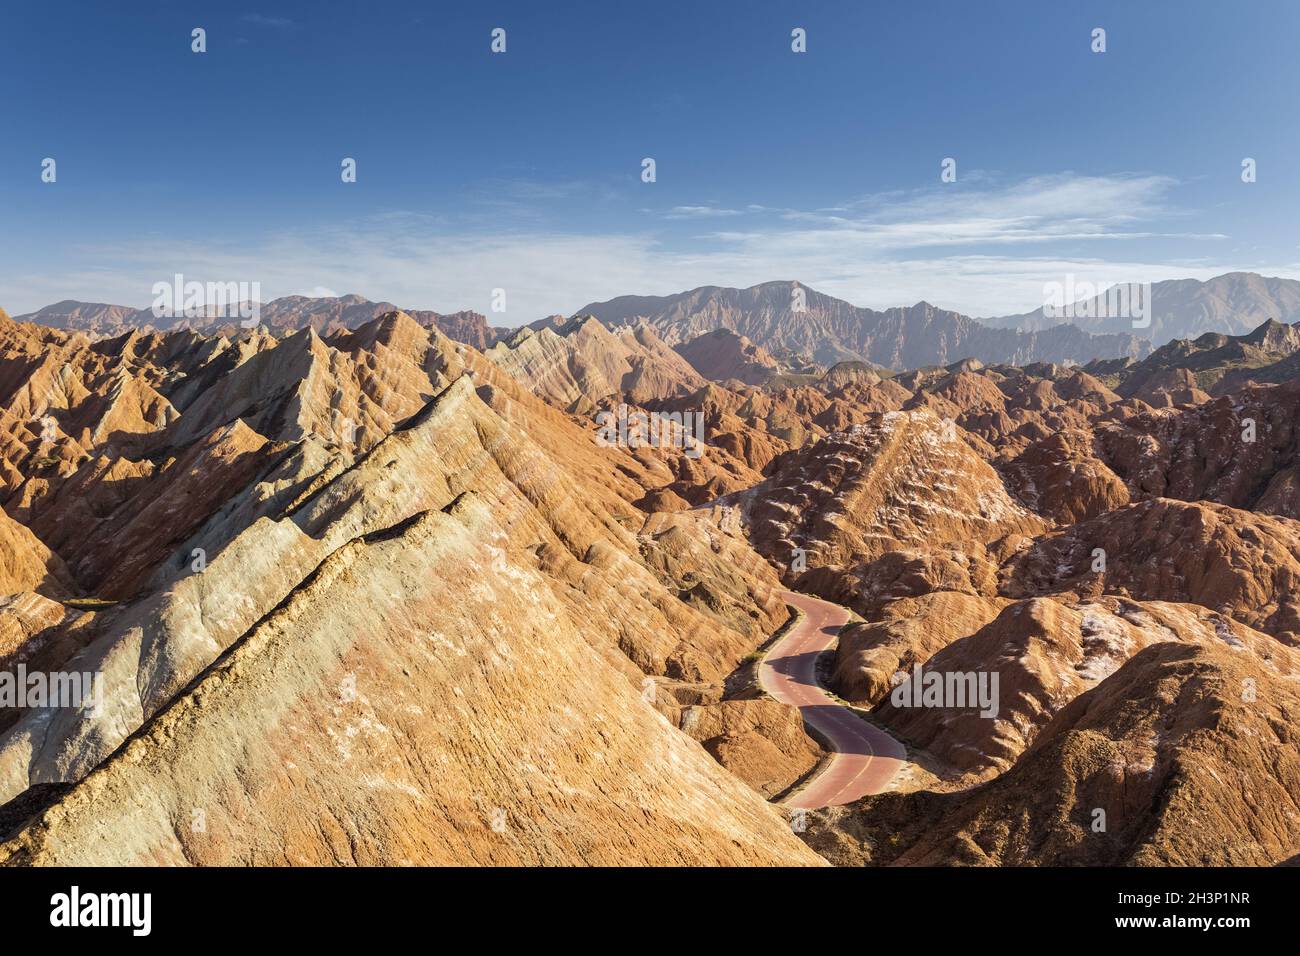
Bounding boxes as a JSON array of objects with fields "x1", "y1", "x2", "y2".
[
  {"x1": 1, "y1": 503, "x2": 820, "y2": 866},
  {"x1": 0, "y1": 307, "x2": 819, "y2": 865},
  {"x1": 485, "y1": 316, "x2": 705, "y2": 410},
  {"x1": 9, "y1": 288, "x2": 1300, "y2": 868}
]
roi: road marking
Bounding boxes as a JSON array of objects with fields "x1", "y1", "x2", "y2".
[{"x1": 761, "y1": 590, "x2": 906, "y2": 808}]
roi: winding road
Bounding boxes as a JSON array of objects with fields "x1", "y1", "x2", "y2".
[{"x1": 759, "y1": 590, "x2": 907, "y2": 809}]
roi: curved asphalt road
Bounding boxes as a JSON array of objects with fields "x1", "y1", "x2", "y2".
[{"x1": 759, "y1": 590, "x2": 907, "y2": 809}]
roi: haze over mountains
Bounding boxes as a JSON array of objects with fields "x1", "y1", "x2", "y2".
[
  {"x1": 2, "y1": 283, "x2": 1299, "y2": 866},
  {"x1": 22, "y1": 281, "x2": 1131, "y2": 379},
  {"x1": 22, "y1": 273, "x2": 1300, "y2": 382},
  {"x1": 985, "y1": 272, "x2": 1300, "y2": 342},
  {"x1": 577, "y1": 280, "x2": 1150, "y2": 369},
  {"x1": 17, "y1": 295, "x2": 503, "y2": 350},
  {"x1": 10, "y1": 0, "x2": 1300, "y2": 885}
]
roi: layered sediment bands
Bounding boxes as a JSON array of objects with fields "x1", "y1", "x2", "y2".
[
  {"x1": 0, "y1": 502, "x2": 820, "y2": 866},
  {"x1": 485, "y1": 317, "x2": 706, "y2": 409},
  {"x1": 0, "y1": 303, "x2": 813, "y2": 867},
  {"x1": 636, "y1": 509, "x2": 786, "y2": 643},
  {"x1": 0, "y1": 507, "x2": 72, "y2": 597},
  {"x1": 7, "y1": 288, "x2": 1300, "y2": 867},
  {"x1": 1001, "y1": 498, "x2": 1300, "y2": 641},
  {"x1": 677, "y1": 697, "x2": 823, "y2": 798},
  {"x1": 1093, "y1": 382, "x2": 1300, "y2": 515},
  {"x1": 739, "y1": 409, "x2": 1044, "y2": 575},
  {"x1": 804, "y1": 639, "x2": 1300, "y2": 866},
  {"x1": 1002, "y1": 428, "x2": 1131, "y2": 524},
  {"x1": 0, "y1": 373, "x2": 771, "y2": 805},
  {"x1": 719, "y1": 370, "x2": 1300, "y2": 864},
  {"x1": 830, "y1": 591, "x2": 1006, "y2": 704}
]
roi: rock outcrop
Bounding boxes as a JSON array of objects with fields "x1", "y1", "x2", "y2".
[
  {"x1": 577, "y1": 281, "x2": 1149, "y2": 369},
  {"x1": 0, "y1": 306, "x2": 820, "y2": 866},
  {"x1": 7, "y1": 280, "x2": 1300, "y2": 869},
  {"x1": 804, "y1": 635, "x2": 1300, "y2": 866}
]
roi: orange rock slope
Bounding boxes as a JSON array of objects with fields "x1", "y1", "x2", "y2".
[
  {"x1": 5, "y1": 294, "x2": 1300, "y2": 867},
  {"x1": 0, "y1": 307, "x2": 819, "y2": 865}
]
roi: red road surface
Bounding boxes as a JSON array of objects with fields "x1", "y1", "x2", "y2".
[{"x1": 759, "y1": 590, "x2": 907, "y2": 808}]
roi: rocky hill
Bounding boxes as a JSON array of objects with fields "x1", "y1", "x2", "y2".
[
  {"x1": 673, "y1": 328, "x2": 783, "y2": 386},
  {"x1": 1088, "y1": 317, "x2": 1300, "y2": 401},
  {"x1": 803, "y1": 633, "x2": 1300, "y2": 866},
  {"x1": 643, "y1": 329, "x2": 1300, "y2": 866},
  {"x1": 989, "y1": 272, "x2": 1300, "y2": 345},
  {"x1": 483, "y1": 316, "x2": 705, "y2": 411},
  {"x1": 15, "y1": 294, "x2": 503, "y2": 350},
  {"x1": 0, "y1": 305, "x2": 820, "y2": 865},
  {"x1": 4, "y1": 286, "x2": 1299, "y2": 868},
  {"x1": 577, "y1": 281, "x2": 1150, "y2": 370}
]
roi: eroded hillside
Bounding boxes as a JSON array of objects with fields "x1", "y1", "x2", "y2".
[
  {"x1": 4, "y1": 298, "x2": 1299, "y2": 867},
  {"x1": 0, "y1": 306, "x2": 820, "y2": 865}
]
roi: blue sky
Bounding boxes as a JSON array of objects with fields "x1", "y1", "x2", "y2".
[{"x1": 2, "y1": 0, "x2": 1298, "y2": 321}]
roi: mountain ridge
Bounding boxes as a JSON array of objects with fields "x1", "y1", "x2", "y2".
[
  {"x1": 19, "y1": 271, "x2": 1300, "y2": 365},
  {"x1": 986, "y1": 271, "x2": 1300, "y2": 344},
  {"x1": 15, "y1": 294, "x2": 503, "y2": 351},
  {"x1": 575, "y1": 280, "x2": 1151, "y2": 370}
]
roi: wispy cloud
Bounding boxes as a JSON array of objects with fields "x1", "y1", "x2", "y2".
[
  {"x1": 664, "y1": 205, "x2": 743, "y2": 219},
  {"x1": 240, "y1": 14, "x2": 298, "y2": 30},
  {"x1": 466, "y1": 177, "x2": 626, "y2": 221},
  {"x1": 0, "y1": 173, "x2": 1271, "y2": 320},
  {"x1": 702, "y1": 174, "x2": 1220, "y2": 249}
]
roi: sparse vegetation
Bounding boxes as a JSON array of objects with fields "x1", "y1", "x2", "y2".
[{"x1": 62, "y1": 597, "x2": 118, "y2": 610}]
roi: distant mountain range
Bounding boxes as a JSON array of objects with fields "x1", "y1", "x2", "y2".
[
  {"x1": 13, "y1": 271, "x2": 1300, "y2": 372},
  {"x1": 6, "y1": 286, "x2": 1300, "y2": 867},
  {"x1": 1085, "y1": 316, "x2": 1300, "y2": 404},
  {"x1": 984, "y1": 272, "x2": 1300, "y2": 344},
  {"x1": 575, "y1": 280, "x2": 1149, "y2": 369},
  {"x1": 14, "y1": 295, "x2": 503, "y2": 350}
]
